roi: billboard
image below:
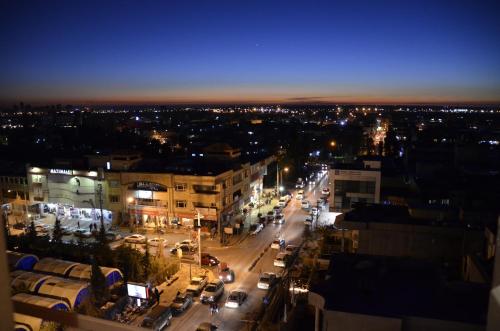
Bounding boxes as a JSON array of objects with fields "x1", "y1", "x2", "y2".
[{"x1": 127, "y1": 282, "x2": 148, "y2": 299}]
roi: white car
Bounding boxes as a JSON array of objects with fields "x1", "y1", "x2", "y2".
[
  {"x1": 301, "y1": 200, "x2": 311, "y2": 209},
  {"x1": 296, "y1": 193, "x2": 303, "y2": 200},
  {"x1": 310, "y1": 207, "x2": 319, "y2": 216},
  {"x1": 124, "y1": 234, "x2": 147, "y2": 244},
  {"x1": 175, "y1": 239, "x2": 197, "y2": 250},
  {"x1": 148, "y1": 237, "x2": 167, "y2": 247},
  {"x1": 200, "y1": 280, "x2": 224, "y2": 303},
  {"x1": 271, "y1": 238, "x2": 285, "y2": 249},
  {"x1": 274, "y1": 252, "x2": 288, "y2": 268},
  {"x1": 321, "y1": 188, "x2": 330, "y2": 196},
  {"x1": 257, "y1": 272, "x2": 277, "y2": 290},
  {"x1": 278, "y1": 197, "x2": 287, "y2": 207}
]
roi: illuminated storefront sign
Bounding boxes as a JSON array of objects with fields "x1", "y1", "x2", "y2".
[{"x1": 50, "y1": 169, "x2": 73, "y2": 175}]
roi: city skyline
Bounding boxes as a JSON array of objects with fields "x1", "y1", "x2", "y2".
[{"x1": 1, "y1": 0, "x2": 500, "y2": 106}]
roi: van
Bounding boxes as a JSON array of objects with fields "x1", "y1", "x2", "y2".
[{"x1": 141, "y1": 305, "x2": 173, "y2": 330}]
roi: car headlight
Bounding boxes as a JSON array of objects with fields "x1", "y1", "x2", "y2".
[{"x1": 219, "y1": 275, "x2": 223, "y2": 279}]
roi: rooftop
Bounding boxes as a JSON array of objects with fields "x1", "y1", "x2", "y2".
[{"x1": 312, "y1": 253, "x2": 489, "y2": 324}]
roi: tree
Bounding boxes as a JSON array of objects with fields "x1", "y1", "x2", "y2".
[
  {"x1": 142, "y1": 243, "x2": 151, "y2": 281},
  {"x1": 90, "y1": 258, "x2": 108, "y2": 305},
  {"x1": 52, "y1": 218, "x2": 63, "y2": 244}
]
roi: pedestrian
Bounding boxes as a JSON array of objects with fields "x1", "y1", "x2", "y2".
[
  {"x1": 94, "y1": 223, "x2": 98, "y2": 231},
  {"x1": 77, "y1": 221, "x2": 80, "y2": 228},
  {"x1": 154, "y1": 288, "x2": 160, "y2": 306},
  {"x1": 89, "y1": 223, "x2": 92, "y2": 232}
]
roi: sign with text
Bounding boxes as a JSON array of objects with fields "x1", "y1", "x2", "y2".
[
  {"x1": 50, "y1": 169, "x2": 73, "y2": 175},
  {"x1": 127, "y1": 283, "x2": 148, "y2": 299}
]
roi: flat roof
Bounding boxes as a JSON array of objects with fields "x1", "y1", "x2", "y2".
[{"x1": 312, "y1": 253, "x2": 489, "y2": 324}]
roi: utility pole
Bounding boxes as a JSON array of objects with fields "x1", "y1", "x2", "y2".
[{"x1": 196, "y1": 210, "x2": 202, "y2": 268}]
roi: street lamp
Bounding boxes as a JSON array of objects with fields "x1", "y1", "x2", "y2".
[
  {"x1": 276, "y1": 164, "x2": 289, "y2": 197},
  {"x1": 330, "y1": 140, "x2": 336, "y2": 147}
]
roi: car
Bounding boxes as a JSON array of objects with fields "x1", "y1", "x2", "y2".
[
  {"x1": 200, "y1": 280, "x2": 224, "y2": 303},
  {"x1": 13, "y1": 223, "x2": 26, "y2": 230},
  {"x1": 271, "y1": 238, "x2": 285, "y2": 249},
  {"x1": 251, "y1": 223, "x2": 264, "y2": 236},
  {"x1": 304, "y1": 217, "x2": 313, "y2": 226},
  {"x1": 272, "y1": 205, "x2": 282, "y2": 214},
  {"x1": 187, "y1": 275, "x2": 208, "y2": 295},
  {"x1": 257, "y1": 272, "x2": 277, "y2": 290},
  {"x1": 196, "y1": 323, "x2": 218, "y2": 331},
  {"x1": 258, "y1": 216, "x2": 267, "y2": 227},
  {"x1": 225, "y1": 290, "x2": 247, "y2": 308},
  {"x1": 274, "y1": 252, "x2": 289, "y2": 268},
  {"x1": 170, "y1": 244, "x2": 194, "y2": 255},
  {"x1": 201, "y1": 253, "x2": 220, "y2": 266},
  {"x1": 296, "y1": 193, "x2": 303, "y2": 200},
  {"x1": 218, "y1": 263, "x2": 235, "y2": 283},
  {"x1": 321, "y1": 187, "x2": 330, "y2": 196},
  {"x1": 59, "y1": 225, "x2": 73, "y2": 235},
  {"x1": 175, "y1": 239, "x2": 197, "y2": 250},
  {"x1": 35, "y1": 224, "x2": 50, "y2": 233},
  {"x1": 73, "y1": 228, "x2": 92, "y2": 238},
  {"x1": 105, "y1": 231, "x2": 122, "y2": 241},
  {"x1": 266, "y1": 211, "x2": 275, "y2": 221},
  {"x1": 141, "y1": 305, "x2": 172, "y2": 330},
  {"x1": 301, "y1": 200, "x2": 311, "y2": 209},
  {"x1": 170, "y1": 292, "x2": 193, "y2": 314},
  {"x1": 310, "y1": 207, "x2": 318, "y2": 216},
  {"x1": 124, "y1": 234, "x2": 146, "y2": 244},
  {"x1": 316, "y1": 199, "x2": 324, "y2": 206},
  {"x1": 148, "y1": 237, "x2": 167, "y2": 247},
  {"x1": 277, "y1": 197, "x2": 287, "y2": 207},
  {"x1": 285, "y1": 244, "x2": 299, "y2": 254},
  {"x1": 273, "y1": 214, "x2": 285, "y2": 224},
  {"x1": 297, "y1": 189, "x2": 304, "y2": 195}
]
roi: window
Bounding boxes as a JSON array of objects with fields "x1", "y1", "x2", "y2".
[
  {"x1": 109, "y1": 195, "x2": 120, "y2": 203},
  {"x1": 176, "y1": 200, "x2": 187, "y2": 208},
  {"x1": 108, "y1": 180, "x2": 120, "y2": 188},
  {"x1": 175, "y1": 183, "x2": 187, "y2": 191}
]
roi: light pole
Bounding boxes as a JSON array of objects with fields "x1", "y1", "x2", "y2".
[{"x1": 195, "y1": 210, "x2": 203, "y2": 268}]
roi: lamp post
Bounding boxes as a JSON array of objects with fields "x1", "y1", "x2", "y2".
[
  {"x1": 276, "y1": 163, "x2": 289, "y2": 197},
  {"x1": 195, "y1": 210, "x2": 203, "y2": 268}
]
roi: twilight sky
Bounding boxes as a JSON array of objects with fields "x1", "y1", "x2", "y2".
[{"x1": 1, "y1": 0, "x2": 500, "y2": 105}]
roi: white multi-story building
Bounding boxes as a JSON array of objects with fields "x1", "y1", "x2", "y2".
[{"x1": 329, "y1": 160, "x2": 381, "y2": 212}]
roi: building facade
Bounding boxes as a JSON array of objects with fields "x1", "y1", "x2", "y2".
[{"x1": 329, "y1": 160, "x2": 381, "y2": 212}]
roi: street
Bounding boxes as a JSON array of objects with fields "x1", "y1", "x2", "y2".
[{"x1": 167, "y1": 173, "x2": 329, "y2": 331}]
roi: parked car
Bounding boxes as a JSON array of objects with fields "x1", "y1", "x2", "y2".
[
  {"x1": 141, "y1": 305, "x2": 173, "y2": 330},
  {"x1": 196, "y1": 323, "x2": 218, "y2": 331},
  {"x1": 310, "y1": 207, "x2": 318, "y2": 216},
  {"x1": 257, "y1": 272, "x2": 277, "y2": 290},
  {"x1": 321, "y1": 187, "x2": 330, "y2": 196},
  {"x1": 251, "y1": 223, "x2": 264, "y2": 236},
  {"x1": 272, "y1": 205, "x2": 282, "y2": 214},
  {"x1": 271, "y1": 238, "x2": 285, "y2": 249},
  {"x1": 266, "y1": 211, "x2": 275, "y2": 221},
  {"x1": 170, "y1": 244, "x2": 194, "y2": 255},
  {"x1": 301, "y1": 200, "x2": 311, "y2": 209},
  {"x1": 186, "y1": 275, "x2": 208, "y2": 296},
  {"x1": 201, "y1": 253, "x2": 220, "y2": 266},
  {"x1": 304, "y1": 217, "x2": 313, "y2": 226},
  {"x1": 148, "y1": 237, "x2": 167, "y2": 247},
  {"x1": 218, "y1": 263, "x2": 235, "y2": 283},
  {"x1": 258, "y1": 216, "x2": 267, "y2": 226},
  {"x1": 273, "y1": 214, "x2": 285, "y2": 224},
  {"x1": 13, "y1": 223, "x2": 26, "y2": 230},
  {"x1": 225, "y1": 290, "x2": 247, "y2": 308},
  {"x1": 274, "y1": 252, "x2": 289, "y2": 268},
  {"x1": 73, "y1": 228, "x2": 92, "y2": 238},
  {"x1": 59, "y1": 225, "x2": 73, "y2": 235},
  {"x1": 200, "y1": 280, "x2": 224, "y2": 303},
  {"x1": 175, "y1": 239, "x2": 197, "y2": 250},
  {"x1": 285, "y1": 245, "x2": 299, "y2": 255},
  {"x1": 296, "y1": 193, "x2": 303, "y2": 200},
  {"x1": 105, "y1": 231, "x2": 122, "y2": 241},
  {"x1": 124, "y1": 234, "x2": 146, "y2": 244},
  {"x1": 170, "y1": 292, "x2": 193, "y2": 315}
]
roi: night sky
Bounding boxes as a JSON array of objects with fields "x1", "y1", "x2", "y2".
[{"x1": 1, "y1": 0, "x2": 500, "y2": 105}]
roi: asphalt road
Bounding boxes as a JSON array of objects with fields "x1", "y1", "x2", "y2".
[{"x1": 168, "y1": 173, "x2": 329, "y2": 331}]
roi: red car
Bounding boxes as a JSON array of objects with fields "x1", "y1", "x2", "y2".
[{"x1": 201, "y1": 253, "x2": 220, "y2": 266}]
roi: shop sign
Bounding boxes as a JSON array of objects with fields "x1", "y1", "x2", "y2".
[
  {"x1": 50, "y1": 169, "x2": 73, "y2": 175},
  {"x1": 130, "y1": 181, "x2": 168, "y2": 192}
]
